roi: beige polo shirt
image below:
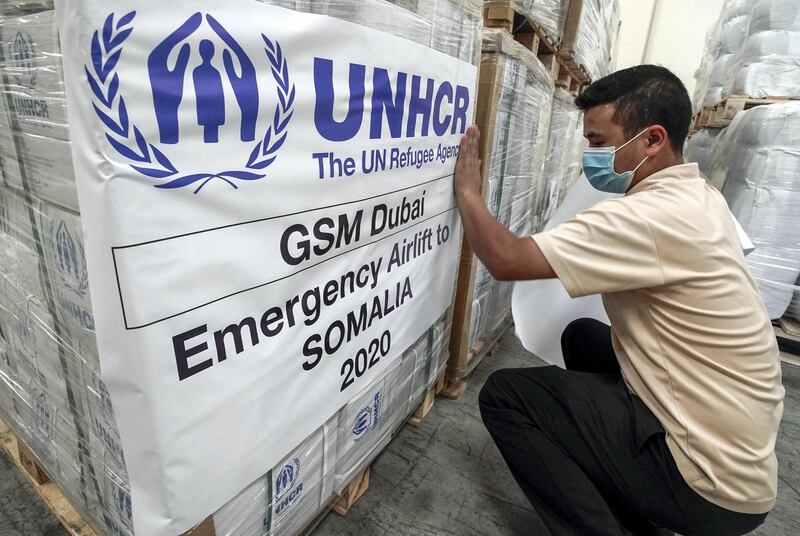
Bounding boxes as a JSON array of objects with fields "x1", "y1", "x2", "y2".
[{"x1": 534, "y1": 163, "x2": 784, "y2": 514}]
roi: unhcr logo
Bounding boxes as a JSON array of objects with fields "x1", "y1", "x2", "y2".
[
  {"x1": 274, "y1": 457, "x2": 303, "y2": 517},
  {"x1": 353, "y1": 391, "x2": 382, "y2": 442},
  {"x1": 85, "y1": 11, "x2": 294, "y2": 193},
  {"x1": 11, "y1": 30, "x2": 37, "y2": 88},
  {"x1": 53, "y1": 220, "x2": 89, "y2": 298}
]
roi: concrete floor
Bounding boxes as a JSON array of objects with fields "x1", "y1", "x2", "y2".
[{"x1": 1, "y1": 331, "x2": 798, "y2": 536}]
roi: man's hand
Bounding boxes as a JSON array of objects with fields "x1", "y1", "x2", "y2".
[
  {"x1": 452, "y1": 125, "x2": 557, "y2": 282},
  {"x1": 454, "y1": 125, "x2": 483, "y2": 201}
]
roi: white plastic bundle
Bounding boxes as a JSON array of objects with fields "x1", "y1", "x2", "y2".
[
  {"x1": 684, "y1": 128, "x2": 722, "y2": 184},
  {"x1": 715, "y1": 102, "x2": 800, "y2": 319},
  {"x1": 731, "y1": 0, "x2": 800, "y2": 98},
  {"x1": 698, "y1": 0, "x2": 751, "y2": 106},
  {"x1": 692, "y1": 24, "x2": 717, "y2": 111}
]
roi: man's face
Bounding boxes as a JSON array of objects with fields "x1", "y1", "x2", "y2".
[{"x1": 583, "y1": 103, "x2": 648, "y2": 175}]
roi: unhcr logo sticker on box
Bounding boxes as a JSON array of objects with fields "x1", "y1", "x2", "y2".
[
  {"x1": 11, "y1": 30, "x2": 37, "y2": 88},
  {"x1": 274, "y1": 457, "x2": 303, "y2": 517},
  {"x1": 56, "y1": 1, "x2": 476, "y2": 534}
]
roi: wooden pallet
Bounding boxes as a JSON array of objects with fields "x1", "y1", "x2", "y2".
[
  {"x1": 690, "y1": 96, "x2": 794, "y2": 134},
  {"x1": 483, "y1": 0, "x2": 588, "y2": 94},
  {"x1": 442, "y1": 313, "x2": 513, "y2": 400},
  {"x1": 1, "y1": 411, "x2": 371, "y2": 536},
  {"x1": 774, "y1": 317, "x2": 800, "y2": 367},
  {"x1": 168, "y1": 463, "x2": 371, "y2": 535},
  {"x1": 407, "y1": 366, "x2": 447, "y2": 427},
  {"x1": 0, "y1": 415, "x2": 96, "y2": 536}
]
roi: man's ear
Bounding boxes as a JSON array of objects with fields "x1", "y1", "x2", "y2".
[{"x1": 645, "y1": 125, "x2": 669, "y2": 156}]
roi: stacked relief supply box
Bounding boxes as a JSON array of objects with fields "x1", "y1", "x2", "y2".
[
  {"x1": 0, "y1": 1, "x2": 482, "y2": 535},
  {"x1": 484, "y1": 0, "x2": 570, "y2": 47},
  {"x1": 0, "y1": 6, "x2": 125, "y2": 535},
  {"x1": 559, "y1": 0, "x2": 620, "y2": 83},
  {"x1": 539, "y1": 87, "x2": 582, "y2": 223},
  {"x1": 445, "y1": 28, "x2": 554, "y2": 396}
]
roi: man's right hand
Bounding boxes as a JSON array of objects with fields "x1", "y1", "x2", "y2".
[{"x1": 454, "y1": 125, "x2": 483, "y2": 201}]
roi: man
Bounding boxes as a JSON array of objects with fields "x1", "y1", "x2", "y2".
[{"x1": 453, "y1": 65, "x2": 784, "y2": 536}]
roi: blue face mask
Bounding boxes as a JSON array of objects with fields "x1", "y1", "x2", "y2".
[{"x1": 582, "y1": 129, "x2": 650, "y2": 193}]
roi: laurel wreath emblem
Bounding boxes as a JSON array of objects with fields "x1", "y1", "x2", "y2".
[{"x1": 85, "y1": 12, "x2": 295, "y2": 194}]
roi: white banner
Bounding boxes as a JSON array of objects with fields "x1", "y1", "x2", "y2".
[{"x1": 55, "y1": 1, "x2": 476, "y2": 533}]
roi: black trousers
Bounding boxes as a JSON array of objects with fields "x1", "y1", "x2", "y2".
[{"x1": 479, "y1": 318, "x2": 768, "y2": 536}]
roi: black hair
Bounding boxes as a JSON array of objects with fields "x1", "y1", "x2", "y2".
[{"x1": 575, "y1": 65, "x2": 692, "y2": 154}]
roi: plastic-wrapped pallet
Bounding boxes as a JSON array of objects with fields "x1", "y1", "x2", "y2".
[
  {"x1": 539, "y1": 87, "x2": 581, "y2": 224},
  {"x1": 712, "y1": 102, "x2": 800, "y2": 320},
  {"x1": 694, "y1": 0, "x2": 751, "y2": 107},
  {"x1": 312, "y1": 0, "x2": 483, "y2": 65},
  {"x1": 310, "y1": 0, "x2": 434, "y2": 48},
  {"x1": 465, "y1": 28, "x2": 554, "y2": 352},
  {"x1": 486, "y1": 0, "x2": 570, "y2": 46},
  {"x1": 692, "y1": 25, "x2": 716, "y2": 111},
  {"x1": 554, "y1": 121, "x2": 587, "y2": 207},
  {"x1": 684, "y1": 128, "x2": 722, "y2": 184},
  {"x1": 0, "y1": 0, "x2": 52, "y2": 17},
  {"x1": 560, "y1": 0, "x2": 620, "y2": 82},
  {"x1": 0, "y1": 1, "x2": 482, "y2": 535},
  {"x1": 0, "y1": 6, "x2": 126, "y2": 534},
  {"x1": 729, "y1": 0, "x2": 800, "y2": 99}
]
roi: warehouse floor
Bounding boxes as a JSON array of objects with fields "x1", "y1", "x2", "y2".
[{"x1": 1, "y1": 330, "x2": 799, "y2": 536}]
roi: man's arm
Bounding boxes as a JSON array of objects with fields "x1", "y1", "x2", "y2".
[{"x1": 454, "y1": 126, "x2": 556, "y2": 282}]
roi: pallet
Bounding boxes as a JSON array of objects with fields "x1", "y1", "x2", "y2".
[
  {"x1": 690, "y1": 96, "x2": 794, "y2": 134},
  {"x1": 0, "y1": 414, "x2": 96, "y2": 536},
  {"x1": 483, "y1": 0, "x2": 588, "y2": 94},
  {"x1": 187, "y1": 462, "x2": 371, "y2": 535},
  {"x1": 1, "y1": 411, "x2": 371, "y2": 536},
  {"x1": 442, "y1": 313, "x2": 513, "y2": 400},
  {"x1": 158, "y1": 463, "x2": 371, "y2": 535},
  {"x1": 407, "y1": 367, "x2": 447, "y2": 427},
  {"x1": 774, "y1": 317, "x2": 800, "y2": 367}
]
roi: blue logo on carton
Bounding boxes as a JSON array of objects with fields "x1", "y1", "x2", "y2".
[
  {"x1": 51, "y1": 219, "x2": 94, "y2": 332},
  {"x1": 11, "y1": 31, "x2": 37, "y2": 88},
  {"x1": 275, "y1": 457, "x2": 300, "y2": 497},
  {"x1": 10, "y1": 30, "x2": 51, "y2": 118},
  {"x1": 274, "y1": 457, "x2": 303, "y2": 517},
  {"x1": 85, "y1": 12, "x2": 294, "y2": 193},
  {"x1": 33, "y1": 391, "x2": 55, "y2": 440},
  {"x1": 352, "y1": 391, "x2": 382, "y2": 442},
  {"x1": 54, "y1": 220, "x2": 89, "y2": 297},
  {"x1": 101, "y1": 479, "x2": 132, "y2": 533}
]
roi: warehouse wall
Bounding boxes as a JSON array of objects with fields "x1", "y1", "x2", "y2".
[{"x1": 617, "y1": 0, "x2": 726, "y2": 95}]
